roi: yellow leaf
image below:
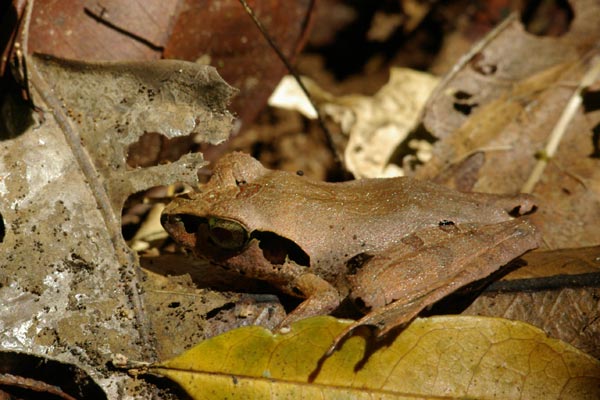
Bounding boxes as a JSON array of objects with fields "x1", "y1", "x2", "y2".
[{"x1": 149, "y1": 316, "x2": 600, "y2": 399}]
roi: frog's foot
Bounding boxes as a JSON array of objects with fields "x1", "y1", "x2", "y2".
[
  {"x1": 327, "y1": 218, "x2": 540, "y2": 355},
  {"x1": 277, "y1": 273, "x2": 342, "y2": 330}
]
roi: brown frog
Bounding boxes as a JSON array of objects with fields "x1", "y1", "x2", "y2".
[{"x1": 161, "y1": 152, "x2": 540, "y2": 347}]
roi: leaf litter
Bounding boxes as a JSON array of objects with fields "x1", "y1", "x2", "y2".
[{"x1": 1, "y1": 0, "x2": 600, "y2": 398}]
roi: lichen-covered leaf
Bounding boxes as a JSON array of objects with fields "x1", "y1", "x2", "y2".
[
  {"x1": 28, "y1": 54, "x2": 237, "y2": 212},
  {"x1": 0, "y1": 55, "x2": 235, "y2": 397},
  {"x1": 150, "y1": 316, "x2": 600, "y2": 399}
]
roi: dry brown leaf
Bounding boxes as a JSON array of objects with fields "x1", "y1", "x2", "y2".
[
  {"x1": 14, "y1": 0, "x2": 315, "y2": 125},
  {"x1": 460, "y1": 246, "x2": 600, "y2": 359},
  {"x1": 269, "y1": 68, "x2": 439, "y2": 177},
  {"x1": 507, "y1": 246, "x2": 600, "y2": 280},
  {"x1": 465, "y1": 288, "x2": 600, "y2": 360},
  {"x1": 335, "y1": 68, "x2": 438, "y2": 178},
  {"x1": 414, "y1": 1, "x2": 600, "y2": 249},
  {"x1": 410, "y1": 3, "x2": 600, "y2": 361}
]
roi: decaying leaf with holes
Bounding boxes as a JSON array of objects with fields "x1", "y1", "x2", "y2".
[{"x1": 161, "y1": 152, "x2": 541, "y2": 350}]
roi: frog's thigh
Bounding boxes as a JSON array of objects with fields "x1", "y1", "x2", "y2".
[
  {"x1": 279, "y1": 273, "x2": 341, "y2": 327},
  {"x1": 348, "y1": 218, "x2": 540, "y2": 337}
]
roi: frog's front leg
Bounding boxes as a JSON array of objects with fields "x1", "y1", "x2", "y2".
[
  {"x1": 277, "y1": 272, "x2": 342, "y2": 328},
  {"x1": 329, "y1": 218, "x2": 540, "y2": 352},
  {"x1": 209, "y1": 239, "x2": 343, "y2": 328}
]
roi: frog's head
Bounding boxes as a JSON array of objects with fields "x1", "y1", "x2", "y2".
[{"x1": 161, "y1": 152, "x2": 270, "y2": 257}]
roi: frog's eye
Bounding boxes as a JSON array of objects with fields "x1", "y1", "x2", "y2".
[{"x1": 208, "y1": 217, "x2": 249, "y2": 250}]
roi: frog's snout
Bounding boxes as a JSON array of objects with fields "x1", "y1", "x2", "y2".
[
  {"x1": 160, "y1": 213, "x2": 173, "y2": 230},
  {"x1": 161, "y1": 213, "x2": 204, "y2": 250}
]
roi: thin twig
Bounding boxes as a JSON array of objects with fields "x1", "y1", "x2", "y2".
[
  {"x1": 9, "y1": 0, "x2": 34, "y2": 102},
  {"x1": 237, "y1": 0, "x2": 344, "y2": 168},
  {"x1": 521, "y1": 56, "x2": 600, "y2": 193},
  {"x1": 83, "y1": 7, "x2": 164, "y2": 51}
]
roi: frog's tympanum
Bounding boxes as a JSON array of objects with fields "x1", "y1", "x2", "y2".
[{"x1": 161, "y1": 152, "x2": 540, "y2": 348}]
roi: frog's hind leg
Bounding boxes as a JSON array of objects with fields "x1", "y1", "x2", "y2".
[{"x1": 327, "y1": 218, "x2": 540, "y2": 355}]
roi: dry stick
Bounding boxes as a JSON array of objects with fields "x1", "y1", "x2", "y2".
[
  {"x1": 10, "y1": 0, "x2": 33, "y2": 99},
  {"x1": 237, "y1": 0, "x2": 344, "y2": 169},
  {"x1": 521, "y1": 57, "x2": 600, "y2": 193},
  {"x1": 0, "y1": 373, "x2": 78, "y2": 400}
]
